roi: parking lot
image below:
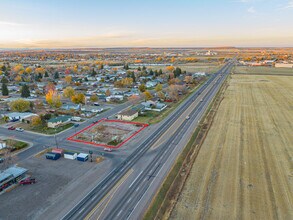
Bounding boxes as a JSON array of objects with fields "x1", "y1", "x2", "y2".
[{"x1": 0, "y1": 154, "x2": 111, "y2": 220}]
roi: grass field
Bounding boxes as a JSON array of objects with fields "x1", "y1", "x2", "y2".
[
  {"x1": 171, "y1": 75, "x2": 293, "y2": 220},
  {"x1": 234, "y1": 66, "x2": 293, "y2": 75}
]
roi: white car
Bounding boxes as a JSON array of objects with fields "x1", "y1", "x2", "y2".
[
  {"x1": 16, "y1": 127, "x2": 24, "y2": 132},
  {"x1": 104, "y1": 148, "x2": 112, "y2": 152},
  {"x1": 186, "y1": 116, "x2": 190, "y2": 120}
]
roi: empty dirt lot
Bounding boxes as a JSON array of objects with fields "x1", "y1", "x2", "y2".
[{"x1": 171, "y1": 75, "x2": 293, "y2": 220}]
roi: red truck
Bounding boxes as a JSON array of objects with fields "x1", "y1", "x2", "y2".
[{"x1": 19, "y1": 177, "x2": 36, "y2": 185}]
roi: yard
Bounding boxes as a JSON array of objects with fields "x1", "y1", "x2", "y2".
[{"x1": 17, "y1": 123, "x2": 74, "y2": 135}]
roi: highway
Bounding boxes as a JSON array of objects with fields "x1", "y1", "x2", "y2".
[{"x1": 61, "y1": 60, "x2": 234, "y2": 220}]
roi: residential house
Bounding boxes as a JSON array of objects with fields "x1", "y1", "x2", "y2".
[
  {"x1": 1, "y1": 112, "x2": 38, "y2": 121},
  {"x1": 141, "y1": 101, "x2": 167, "y2": 112},
  {"x1": 116, "y1": 109, "x2": 138, "y2": 121},
  {"x1": 61, "y1": 104, "x2": 81, "y2": 111},
  {"x1": 47, "y1": 115, "x2": 72, "y2": 128}
]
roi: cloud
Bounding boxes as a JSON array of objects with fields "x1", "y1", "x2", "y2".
[
  {"x1": 247, "y1": 6, "x2": 256, "y2": 13},
  {"x1": 0, "y1": 21, "x2": 23, "y2": 26},
  {"x1": 283, "y1": 0, "x2": 293, "y2": 9}
]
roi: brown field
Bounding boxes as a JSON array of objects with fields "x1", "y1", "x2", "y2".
[
  {"x1": 234, "y1": 66, "x2": 293, "y2": 75},
  {"x1": 171, "y1": 75, "x2": 293, "y2": 220}
]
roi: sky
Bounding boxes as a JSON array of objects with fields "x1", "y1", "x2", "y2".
[{"x1": 0, "y1": 0, "x2": 293, "y2": 48}]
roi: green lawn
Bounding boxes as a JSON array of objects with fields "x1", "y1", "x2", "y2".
[
  {"x1": 20, "y1": 123, "x2": 74, "y2": 135},
  {"x1": 234, "y1": 66, "x2": 293, "y2": 75},
  {"x1": 3, "y1": 139, "x2": 28, "y2": 152}
]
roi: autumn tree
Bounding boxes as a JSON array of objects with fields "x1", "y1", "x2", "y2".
[
  {"x1": 167, "y1": 85, "x2": 180, "y2": 102},
  {"x1": 64, "y1": 75, "x2": 72, "y2": 84},
  {"x1": 157, "y1": 91, "x2": 165, "y2": 101},
  {"x1": 105, "y1": 89, "x2": 111, "y2": 97},
  {"x1": 184, "y1": 76, "x2": 193, "y2": 84},
  {"x1": 25, "y1": 67, "x2": 32, "y2": 74},
  {"x1": 128, "y1": 94, "x2": 140, "y2": 105},
  {"x1": 144, "y1": 90, "x2": 153, "y2": 101},
  {"x1": 35, "y1": 67, "x2": 46, "y2": 75},
  {"x1": 21, "y1": 84, "x2": 30, "y2": 98},
  {"x1": 90, "y1": 94, "x2": 98, "y2": 102},
  {"x1": 71, "y1": 93, "x2": 85, "y2": 104},
  {"x1": 166, "y1": 66, "x2": 175, "y2": 72},
  {"x1": 9, "y1": 99, "x2": 30, "y2": 112},
  {"x1": 63, "y1": 86, "x2": 75, "y2": 99},
  {"x1": 44, "y1": 82, "x2": 56, "y2": 94},
  {"x1": 138, "y1": 84, "x2": 146, "y2": 92},
  {"x1": 46, "y1": 90, "x2": 62, "y2": 108},
  {"x1": 31, "y1": 116, "x2": 42, "y2": 126},
  {"x1": 2, "y1": 83, "x2": 8, "y2": 96},
  {"x1": 155, "y1": 84, "x2": 162, "y2": 92}
]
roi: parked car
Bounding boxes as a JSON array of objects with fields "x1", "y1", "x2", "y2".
[
  {"x1": 74, "y1": 124, "x2": 79, "y2": 128},
  {"x1": 0, "y1": 157, "x2": 4, "y2": 163},
  {"x1": 19, "y1": 177, "x2": 36, "y2": 185},
  {"x1": 8, "y1": 126, "x2": 15, "y2": 130},
  {"x1": 10, "y1": 118, "x2": 19, "y2": 122},
  {"x1": 93, "y1": 102, "x2": 100, "y2": 106},
  {"x1": 104, "y1": 148, "x2": 112, "y2": 152},
  {"x1": 16, "y1": 127, "x2": 24, "y2": 132}
]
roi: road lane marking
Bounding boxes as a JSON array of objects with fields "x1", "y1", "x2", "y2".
[
  {"x1": 129, "y1": 171, "x2": 143, "y2": 188},
  {"x1": 117, "y1": 209, "x2": 123, "y2": 216},
  {"x1": 84, "y1": 169, "x2": 133, "y2": 220}
]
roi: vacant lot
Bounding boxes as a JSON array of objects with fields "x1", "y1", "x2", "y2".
[
  {"x1": 68, "y1": 119, "x2": 147, "y2": 148},
  {"x1": 234, "y1": 66, "x2": 293, "y2": 75},
  {"x1": 171, "y1": 75, "x2": 293, "y2": 220}
]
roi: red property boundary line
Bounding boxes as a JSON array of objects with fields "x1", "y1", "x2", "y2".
[{"x1": 67, "y1": 118, "x2": 149, "y2": 149}]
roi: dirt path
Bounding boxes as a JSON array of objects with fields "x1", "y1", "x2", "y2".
[{"x1": 170, "y1": 75, "x2": 293, "y2": 220}]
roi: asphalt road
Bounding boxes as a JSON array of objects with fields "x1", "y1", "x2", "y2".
[
  {"x1": 61, "y1": 61, "x2": 234, "y2": 220},
  {"x1": 0, "y1": 100, "x2": 131, "y2": 162}
]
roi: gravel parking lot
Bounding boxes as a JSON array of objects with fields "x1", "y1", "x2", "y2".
[{"x1": 0, "y1": 155, "x2": 111, "y2": 220}]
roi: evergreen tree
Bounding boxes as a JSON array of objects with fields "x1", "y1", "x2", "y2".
[
  {"x1": 131, "y1": 72, "x2": 136, "y2": 82},
  {"x1": 44, "y1": 71, "x2": 49, "y2": 77},
  {"x1": 158, "y1": 69, "x2": 163, "y2": 75},
  {"x1": 1, "y1": 77, "x2": 8, "y2": 83},
  {"x1": 142, "y1": 66, "x2": 146, "y2": 71},
  {"x1": 137, "y1": 67, "x2": 141, "y2": 71},
  {"x1": 54, "y1": 72, "x2": 59, "y2": 79},
  {"x1": 124, "y1": 63, "x2": 129, "y2": 70},
  {"x1": 38, "y1": 72, "x2": 43, "y2": 79},
  {"x1": 21, "y1": 84, "x2": 30, "y2": 98},
  {"x1": 2, "y1": 83, "x2": 9, "y2": 96},
  {"x1": 149, "y1": 69, "x2": 154, "y2": 75}
]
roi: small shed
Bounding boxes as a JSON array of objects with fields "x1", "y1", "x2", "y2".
[
  {"x1": 45, "y1": 152, "x2": 61, "y2": 160},
  {"x1": 64, "y1": 152, "x2": 77, "y2": 160},
  {"x1": 77, "y1": 153, "x2": 89, "y2": 162}
]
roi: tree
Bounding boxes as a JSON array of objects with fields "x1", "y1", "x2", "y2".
[
  {"x1": 90, "y1": 94, "x2": 98, "y2": 102},
  {"x1": 130, "y1": 72, "x2": 136, "y2": 82},
  {"x1": 155, "y1": 84, "x2": 162, "y2": 92},
  {"x1": 166, "y1": 66, "x2": 175, "y2": 72},
  {"x1": 158, "y1": 69, "x2": 163, "y2": 75},
  {"x1": 44, "y1": 71, "x2": 49, "y2": 77},
  {"x1": 64, "y1": 75, "x2": 72, "y2": 84},
  {"x1": 71, "y1": 93, "x2": 85, "y2": 104},
  {"x1": 9, "y1": 99, "x2": 30, "y2": 112},
  {"x1": 167, "y1": 85, "x2": 180, "y2": 102},
  {"x1": 46, "y1": 90, "x2": 62, "y2": 108},
  {"x1": 31, "y1": 116, "x2": 42, "y2": 126},
  {"x1": 21, "y1": 84, "x2": 30, "y2": 98},
  {"x1": 157, "y1": 91, "x2": 165, "y2": 101},
  {"x1": 44, "y1": 82, "x2": 56, "y2": 94},
  {"x1": 105, "y1": 89, "x2": 111, "y2": 97},
  {"x1": 2, "y1": 83, "x2": 8, "y2": 96},
  {"x1": 128, "y1": 94, "x2": 140, "y2": 104},
  {"x1": 138, "y1": 84, "x2": 146, "y2": 92},
  {"x1": 171, "y1": 57, "x2": 176, "y2": 63},
  {"x1": 174, "y1": 67, "x2": 182, "y2": 77},
  {"x1": 54, "y1": 72, "x2": 59, "y2": 79},
  {"x1": 1, "y1": 77, "x2": 8, "y2": 83},
  {"x1": 25, "y1": 67, "x2": 32, "y2": 74},
  {"x1": 63, "y1": 86, "x2": 75, "y2": 99},
  {"x1": 144, "y1": 90, "x2": 153, "y2": 100},
  {"x1": 184, "y1": 76, "x2": 193, "y2": 84},
  {"x1": 35, "y1": 67, "x2": 46, "y2": 75},
  {"x1": 124, "y1": 63, "x2": 129, "y2": 70}
]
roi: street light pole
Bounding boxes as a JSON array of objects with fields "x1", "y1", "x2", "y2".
[{"x1": 54, "y1": 133, "x2": 58, "y2": 149}]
